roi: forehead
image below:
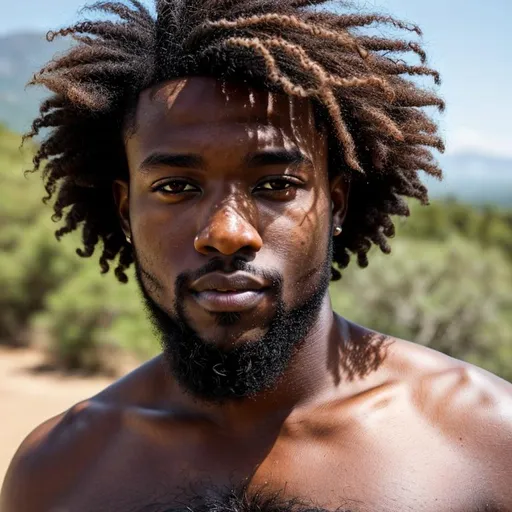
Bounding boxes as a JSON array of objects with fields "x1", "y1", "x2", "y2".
[{"x1": 131, "y1": 77, "x2": 324, "y2": 150}]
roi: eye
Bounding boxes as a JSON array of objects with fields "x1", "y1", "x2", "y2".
[
  {"x1": 254, "y1": 177, "x2": 301, "y2": 193},
  {"x1": 259, "y1": 180, "x2": 292, "y2": 191},
  {"x1": 153, "y1": 180, "x2": 199, "y2": 195}
]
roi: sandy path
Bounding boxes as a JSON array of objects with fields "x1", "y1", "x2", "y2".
[{"x1": 0, "y1": 348, "x2": 118, "y2": 488}]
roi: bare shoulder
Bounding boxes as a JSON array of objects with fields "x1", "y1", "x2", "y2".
[
  {"x1": 391, "y1": 339, "x2": 512, "y2": 435},
  {"x1": 0, "y1": 399, "x2": 121, "y2": 512},
  {"x1": 0, "y1": 356, "x2": 166, "y2": 512},
  {"x1": 390, "y1": 339, "x2": 512, "y2": 506}
]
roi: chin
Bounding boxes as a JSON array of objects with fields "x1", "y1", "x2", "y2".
[{"x1": 195, "y1": 320, "x2": 271, "y2": 349}]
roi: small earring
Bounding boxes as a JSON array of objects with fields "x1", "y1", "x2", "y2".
[
  {"x1": 126, "y1": 235, "x2": 132, "y2": 244},
  {"x1": 333, "y1": 226, "x2": 342, "y2": 236}
]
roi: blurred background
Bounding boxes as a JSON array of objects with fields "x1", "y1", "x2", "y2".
[{"x1": 0, "y1": 0, "x2": 511, "y2": 485}]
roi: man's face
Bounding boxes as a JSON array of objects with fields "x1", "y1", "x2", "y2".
[{"x1": 117, "y1": 77, "x2": 347, "y2": 400}]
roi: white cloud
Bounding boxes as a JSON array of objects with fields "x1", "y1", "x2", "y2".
[{"x1": 447, "y1": 128, "x2": 512, "y2": 158}]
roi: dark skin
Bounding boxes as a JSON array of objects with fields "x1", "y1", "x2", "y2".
[{"x1": 2, "y1": 77, "x2": 512, "y2": 512}]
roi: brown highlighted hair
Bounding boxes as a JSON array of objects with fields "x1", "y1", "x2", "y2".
[{"x1": 26, "y1": 0, "x2": 445, "y2": 282}]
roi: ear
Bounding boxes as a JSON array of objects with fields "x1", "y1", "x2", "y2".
[
  {"x1": 330, "y1": 174, "x2": 350, "y2": 229},
  {"x1": 113, "y1": 180, "x2": 131, "y2": 239}
]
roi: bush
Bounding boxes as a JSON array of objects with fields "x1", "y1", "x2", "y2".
[
  {"x1": 0, "y1": 125, "x2": 78, "y2": 345},
  {"x1": 0, "y1": 216, "x2": 80, "y2": 345},
  {"x1": 330, "y1": 236, "x2": 512, "y2": 381},
  {"x1": 33, "y1": 263, "x2": 157, "y2": 373},
  {"x1": 0, "y1": 125, "x2": 157, "y2": 367}
]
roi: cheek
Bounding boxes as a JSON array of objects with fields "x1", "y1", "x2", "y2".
[
  {"x1": 261, "y1": 197, "x2": 330, "y2": 304},
  {"x1": 130, "y1": 194, "x2": 196, "y2": 294}
]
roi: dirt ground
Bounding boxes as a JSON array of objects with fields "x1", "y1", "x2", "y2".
[{"x1": 0, "y1": 347, "x2": 122, "y2": 488}]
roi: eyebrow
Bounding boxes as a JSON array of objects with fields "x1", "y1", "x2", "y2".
[
  {"x1": 138, "y1": 148, "x2": 312, "y2": 173},
  {"x1": 245, "y1": 148, "x2": 312, "y2": 168},
  {"x1": 138, "y1": 153, "x2": 203, "y2": 172}
]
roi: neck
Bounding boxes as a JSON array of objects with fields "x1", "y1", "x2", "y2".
[{"x1": 167, "y1": 296, "x2": 350, "y2": 431}]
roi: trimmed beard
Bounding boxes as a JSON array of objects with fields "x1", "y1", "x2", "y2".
[{"x1": 134, "y1": 239, "x2": 333, "y2": 403}]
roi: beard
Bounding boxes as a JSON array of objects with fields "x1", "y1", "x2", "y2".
[{"x1": 133, "y1": 239, "x2": 333, "y2": 403}]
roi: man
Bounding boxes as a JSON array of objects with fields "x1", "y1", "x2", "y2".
[{"x1": 1, "y1": 0, "x2": 511, "y2": 511}]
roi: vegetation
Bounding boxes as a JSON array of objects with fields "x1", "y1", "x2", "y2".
[
  {"x1": 0, "y1": 124, "x2": 155, "y2": 371},
  {"x1": 0, "y1": 125, "x2": 511, "y2": 381}
]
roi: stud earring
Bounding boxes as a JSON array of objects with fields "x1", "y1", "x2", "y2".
[
  {"x1": 333, "y1": 226, "x2": 342, "y2": 236},
  {"x1": 126, "y1": 235, "x2": 132, "y2": 244}
]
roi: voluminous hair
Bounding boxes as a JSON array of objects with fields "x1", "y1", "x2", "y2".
[{"x1": 26, "y1": 0, "x2": 445, "y2": 282}]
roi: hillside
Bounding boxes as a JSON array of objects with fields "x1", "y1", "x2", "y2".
[
  {"x1": 428, "y1": 153, "x2": 512, "y2": 207},
  {"x1": 0, "y1": 32, "x2": 69, "y2": 133},
  {"x1": 0, "y1": 31, "x2": 510, "y2": 206}
]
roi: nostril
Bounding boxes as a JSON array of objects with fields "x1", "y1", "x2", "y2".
[
  {"x1": 195, "y1": 230, "x2": 262, "y2": 256},
  {"x1": 202, "y1": 245, "x2": 221, "y2": 254},
  {"x1": 194, "y1": 209, "x2": 263, "y2": 255}
]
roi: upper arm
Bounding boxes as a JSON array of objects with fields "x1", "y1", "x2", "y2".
[
  {"x1": 0, "y1": 400, "x2": 117, "y2": 512},
  {"x1": 0, "y1": 413, "x2": 65, "y2": 512},
  {"x1": 422, "y1": 365, "x2": 512, "y2": 508},
  {"x1": 470, "y1": 373, "x2": 512, "y2": 509}
]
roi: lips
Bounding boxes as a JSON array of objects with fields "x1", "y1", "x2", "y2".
[
  {"x1": 190, "y1": 272, "x2": 270, "y2": 312},
  {"x1": 190, "y1": 272, "x2": 268, "y2": 293}
]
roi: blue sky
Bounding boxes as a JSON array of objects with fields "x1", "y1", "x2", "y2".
[{"x1": 1, "y1": 0, "x2": 510, "y2": 158}]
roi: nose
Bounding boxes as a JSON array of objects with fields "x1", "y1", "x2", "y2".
[{"x1": 194, "y1": 204, "x2": 263, "y2": 256}]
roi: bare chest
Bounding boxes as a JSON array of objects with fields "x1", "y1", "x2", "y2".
[{"x1": 53, "y1": 413, "x2": 486, "y2": 512}]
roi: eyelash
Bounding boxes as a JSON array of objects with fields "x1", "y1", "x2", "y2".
[
  {"x1": 254, "y1": 176, "x2": 302, "y2": 192},
  {"x1": 153, "y1": 180, "x2": 198, "y2": 194},
  {"x1": 152, "y1": 177, "x2": 303, "y2": 195}
]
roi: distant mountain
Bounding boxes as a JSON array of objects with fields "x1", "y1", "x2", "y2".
[
  {"x1": 427, "y1": 153, "x2": 512, "y2": 207},
  {"x1": 0, "y1": 32, "x2": 69, "y2": 133},
  {"x1": 0, "y1": 31, "x2": 511, "y2": 207}
]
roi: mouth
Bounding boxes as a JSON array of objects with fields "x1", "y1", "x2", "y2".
[
  {"x1": 192, "y1": 289, "x2": 268, "y2": 312},
  {"x1": 189, "y1": 272, "x2": 271, "y2": 313}
]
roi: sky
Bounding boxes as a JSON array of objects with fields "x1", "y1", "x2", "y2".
[{"x1": 0, "y1": 0, "x2": 510, "y2": 158}]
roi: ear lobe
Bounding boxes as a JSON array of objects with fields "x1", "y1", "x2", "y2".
[
  {"x1": 330, "y1": 175, "x2": 350, "y2": 228},
  {"x1": 112, "y1": 180, "x2": 131, "y2": 238}
]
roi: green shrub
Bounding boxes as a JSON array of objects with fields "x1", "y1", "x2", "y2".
[
  {"x1": 330, "y1": 236, "x2": 512, "y2": 381},
  {"x1": 0, "y1": 126, "x2": 77, "y2": 345},
  {"x1": 33, "y1": 264, "x2": 157, "y2": 373}
]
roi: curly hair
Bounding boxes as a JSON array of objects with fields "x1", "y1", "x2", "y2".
[{"x1": 25, "y1": 0, "x2": 445, "y2": 283}]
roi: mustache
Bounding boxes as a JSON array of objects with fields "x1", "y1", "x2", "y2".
[{"x1": 175, "y1": 257, "x2": 283, "y2": 291}]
